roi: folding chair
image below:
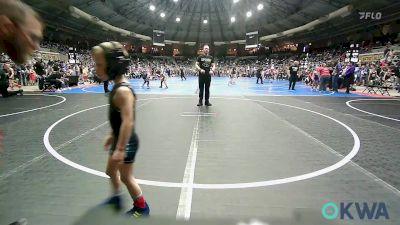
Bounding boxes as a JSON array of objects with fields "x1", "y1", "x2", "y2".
[
  {"x1": 362, "y1": 84, "x2": 377, "y2": 94},
  {"x1": 362, "y1": 78, "x2": 378, "y2": 94},
  {"x1": 378, "y1": 78, "x2": 393, "y2": 96}
]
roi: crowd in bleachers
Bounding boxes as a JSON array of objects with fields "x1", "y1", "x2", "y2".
[{"x1": 1, "y1": 39, "x2": 400, "y2": 95}]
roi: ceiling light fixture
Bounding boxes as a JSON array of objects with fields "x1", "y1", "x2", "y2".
[
  {"x1": 149, "y1": 5, "x2": 155, "y2": 11},
  {"x1": 246, "y1": 11, "x2": 252, "y2": 17}
]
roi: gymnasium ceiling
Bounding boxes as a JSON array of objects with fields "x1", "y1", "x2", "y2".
[{"x1": 23, "y1": 0, "x2": 400, "y2": 44}]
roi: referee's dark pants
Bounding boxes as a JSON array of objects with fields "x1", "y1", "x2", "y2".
[
  {"x1": 344, "y1": 75, "x2": 354, "y2": 94},
  {"x1": 332, "y1": 74, "x2": 339, "y2": 92},
  {"x1": 199, "y1": 74, "x2": 211, "y2": 102},
  {"x1": 289, "y1": 75, "x2": 297, "y2": 90},
  {"x1": 256, "y1": 75, "x2": 263, "y2": 84},
  {"x1": 104, "y1": 80, "x2": 109, "y2": 93}
]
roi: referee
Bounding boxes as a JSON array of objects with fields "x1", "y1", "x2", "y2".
[
  {"x1": 195, "y1": 45, "x2": 215, "y2": 106},
  {"x1": 288, "y1": 61, "x2": 299, "y2": 90}
]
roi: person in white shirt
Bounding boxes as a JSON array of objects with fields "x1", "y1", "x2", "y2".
[
  {"x1": 228, "y1": 67, "x2": 237, "y2": 85},
  {"x1": 159, "y1": 68, "x2": 168, "y2": 89}
]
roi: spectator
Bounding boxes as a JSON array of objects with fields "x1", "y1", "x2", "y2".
[
  {"x1": 344, "y1": 62, "x2": 355, "y2": 94},
  {"x1": 28, "y1": 66, "x2": 36, "y2": 85},
  {"x1": 332, "y1": 60, "x2": 342, "y2": 92},
  {"x1": 395, "y1": 61, "x2": 400, "y2": 93},
  {"x1": 0, "y1": 63, "x2": 23, "y2": 97},
  {"x1": 16, "y1": 64, "x2": 27, "y2": 86},
  {"x1": 316, "y1": 62, "x2": 331, "y2": 92},
  {"x1": 34, "y1": 59, "x2": 45, "y2": 77}
]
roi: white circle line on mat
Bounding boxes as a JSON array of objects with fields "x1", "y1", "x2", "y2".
[
  {"x1": 346, "y1": 98, "x2": 400, "y2": 122},
  {"x1": 0, "y1": 94, "x2": 66, "y2": 118},
  {"x1": 78, "y1": 86, "x2": 335, "y2": 96},
  {"x1": 44, "y1": 96, "x2": 360, "y2": 189},
  {"x1": 81, "y1": 88, "x2": 102, "y2": 93}
]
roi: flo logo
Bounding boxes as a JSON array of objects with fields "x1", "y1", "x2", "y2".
[
  {"x1": 359, "y1": 12, "x2": 382, "y2": 20},
  {"x1": 322, "y1": 202, "x2": 389, "y2": 220}
]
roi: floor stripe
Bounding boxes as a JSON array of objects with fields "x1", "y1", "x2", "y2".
[
  {"x1": 181, "y1": 115, "x2": 216, "y2": 117},
  {"x1": 12, "y1": 97, "x2": 42, "y2": 100},
  {"x1": 346, "y1": 99, "x2": 400, "y2": 122},
  {"x1": 43, "y1": 96, "x2": 362, "y2": 189},
  {"x1": 0, "y1": 94, "x2": 66, "y2": 118},
  {"x1": 0, "y1": 122, "x2": 108, "y2": 180},
  {"x1": 82, "y1": 88, "x2": 101, "y2": 93},
  {"x1": 258, "y1": 103, "x2": 400, "y2": 197},
  {"x1": 176, "y1": 109, "x2": 201, "y2": 220},
  {"x1": 290, "y1": 97, "x2": 400, "y2": 132},
  {"x1": 60, "y1": 78, "x2": 364, "y2": 97},
  {"x1": 182, "y1": 112, "x2": 216, "y2": 115},
  {"x1": 351, "y1": 102, "x2": 400, "y2": 106},
  {"x1": 0, "y1": 102, "x2": 151, "y2": 180}
]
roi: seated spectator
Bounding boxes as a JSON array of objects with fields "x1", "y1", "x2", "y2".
[
  {"x1": 47, "y1": 65, "x2": 63, "y2": 90},
  {"x1": 0, "y1": 64, "x2": 23, "y2": 97},
  {"x1": 28, "y1": 67, "x2": 36, "y2": 86}
]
